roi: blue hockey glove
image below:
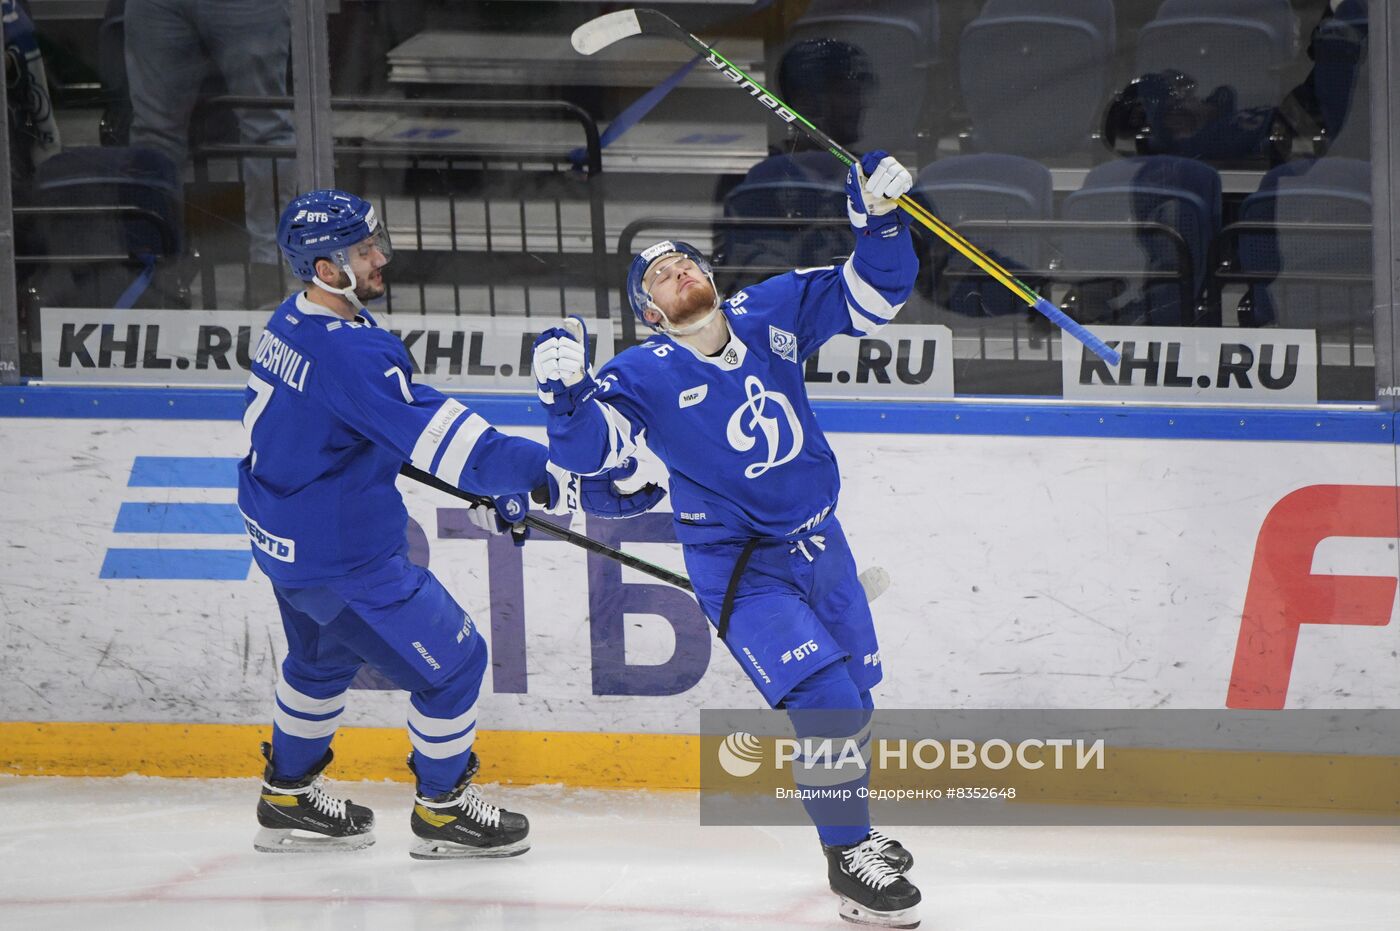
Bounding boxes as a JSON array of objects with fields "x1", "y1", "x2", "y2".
[
  {"x1": 533, "y1": 315, "x2": 597, "y2": 415},
  {"x1": 579, "y1": 458, "x2": 666, "y2": 519},
  {"x1": 846, "y1": 150, "x2": 913, "y2": 229},
  {"x1": 537, "y1": 461, "x2": 581, "y2": 515},
  {"x1": 532, "y1": 459, "x2": 665, "y2": 519},
  {"x1": 467, "y1": 493, "x2": 530, "y2": 546}
]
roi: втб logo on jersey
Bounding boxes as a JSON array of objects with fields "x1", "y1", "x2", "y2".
[{"x1": 726, "y1": 375, "x2": 802, "y2": 479}]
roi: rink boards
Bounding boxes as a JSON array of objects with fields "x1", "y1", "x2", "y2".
[{"x1": 2, "y1": 390, "x2": 1398, "y2": 798}]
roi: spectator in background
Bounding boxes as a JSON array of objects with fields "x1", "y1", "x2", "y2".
[
  {"x1": 776, "y1": 37, "x2": 874, "y2": 155},
  {"x1": 124, "y1": 0, "x2": 294, "y2": 308},
  {"x1": 713, "y1": 39, "x2": 874, "y2": 282},
  {"x1": 1282, "y1": 0, "x2": 1369, "y2": 157},
  {"x1": 4, "y1": 0, "x2": 61, "y2": 191}
]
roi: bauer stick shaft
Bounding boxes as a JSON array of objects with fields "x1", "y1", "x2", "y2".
[
  {"x1": 399, "y1": 463, "x2": 695, "y2": 591},
  {"x1": 572, "y1": 8, "x2": 1121, "y2": 366},
  {"x1": 400, "y1": 465, "x2": 892, "y2": 603}
]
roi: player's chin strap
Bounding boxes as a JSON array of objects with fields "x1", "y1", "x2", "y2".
[{"x1": 312, "y1": 262, "x2": 366, "y2": 312}]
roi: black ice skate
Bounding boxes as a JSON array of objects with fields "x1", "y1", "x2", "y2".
[
  {"x1": 409, "y1": 753, "x2": 530, "y2": 860},
  {"x1": 254, "y1": 742, "x2": 375, "y2": 853},
  {"x1": 824, "y1": 836, "x2": 922, "y2": 929},
  {"x1": 867, "y1": 828, "x2": 915, "y2": 873}
]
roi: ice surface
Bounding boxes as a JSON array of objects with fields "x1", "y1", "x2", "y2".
[{"x1": 1, "y1": 775, "x2": 1398, "y2": 931}]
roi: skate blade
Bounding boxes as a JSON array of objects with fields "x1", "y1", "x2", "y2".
[
  {"x1": 254, "y1": 827, "x2": 375, "y2": 854},
  {"x1": 408, "y1": 836, "x2": 531, "y2": 860},
  {"x1": 837, "y1": 897, "x2": 920, "y2": 929}
]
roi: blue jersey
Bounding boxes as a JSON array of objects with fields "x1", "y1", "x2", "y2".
[
  {"x1": 237, "y1": 293, "x2": 548, "y2": 585},
  {"x1": 547, "y1": 221, "x2": 916, "y2": 544}
]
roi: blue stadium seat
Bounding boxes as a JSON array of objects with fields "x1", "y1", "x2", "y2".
[
  {"x1": 959, "y1": 0, "x2": 1116, "y2": 158},
  {"x1": 1136, "y1": 0, "x2": 1297, "y2": 116},
  {"x1": 718, "y1": 152, "x2": 852, "y2": 281},
  {"x1": 774, "y1": 1, "x2": 939, "y2": 157},
  {"x1": 1313, "y1": 0, "x2": 1369, "y2": 158},
  {"x1": 1060, "y1": 155, "x2": 1221, "y2": 326},
  {"x1": 26, "y1": 145, "x2": 185, "y2": 309},
  {"x1": 913, "y1": 154, "x2": 1052, "y2": 316},
  {"x1": 1235, "y1": 157, "x2": 1371, "y2": 330},
  {"x1": 979, "y1": 0, "x2": 1116, "y2": 50}
]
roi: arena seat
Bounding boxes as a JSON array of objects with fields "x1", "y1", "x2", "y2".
[
  {"x1": 717, "y1": 151, "x2": 852, "y2": 285},
  {"x1": 959, "y1": 0, "x2": 1116, "y2": 158},
  {"x1": 1233, "y1": 157, "x2": 1371, "y2": 331},
  {"x1": 913, "y1": 154, "x2": 1052, "y2": 316},
  {"x1": 1059, "y1": 155, "x2": 1221, "y2": 326}
]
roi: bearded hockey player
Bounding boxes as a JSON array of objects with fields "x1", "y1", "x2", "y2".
[{"x1": 533, "y1": 153, "x2": 923, "y2": 927}]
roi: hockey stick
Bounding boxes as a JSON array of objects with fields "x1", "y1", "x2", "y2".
[
  {"x1": 571, "y1": 9, "x2": 1122, "y2": 367},
  {"x1": 399, "y1": 463, "x2": 695, "y2": 591},
  {"x1": 400, "y1": 464, "x2": 891, "y2": 602}
]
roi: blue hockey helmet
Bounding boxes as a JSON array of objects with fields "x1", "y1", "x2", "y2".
[
  {"x1": 626, "y1": 240, "x2": 715, "y2": 329},
  {"x1": 276, "y1": 189, "x2": 393, "y2": 282}
]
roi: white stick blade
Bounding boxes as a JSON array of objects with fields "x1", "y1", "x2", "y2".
[
  {"x1": 572, "y1": 10, "x2": 642, "y2": 55},
  {"x1": 859, "y1": 566, "x2": 890, "y2": 603}
]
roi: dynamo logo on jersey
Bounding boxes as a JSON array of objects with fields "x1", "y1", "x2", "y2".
[
  {"x1": 768, "y1": 325, "x2": 798, "y2": 364},
  {"x1": 726, "y1": 375, "x2": 803, "y2": 479}
]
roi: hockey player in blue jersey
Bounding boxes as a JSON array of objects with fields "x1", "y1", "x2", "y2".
[
  {"x1": 240, "y1": 189, "x2": 659, "y2": 859},
  {"x1": 533, "y1": 152, "x2": 923, "y2": 927}
]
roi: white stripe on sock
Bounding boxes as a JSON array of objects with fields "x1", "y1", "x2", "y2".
[
  {"x1": 273, "y1": 705, "x2": 342, "y2": 740},
  {"x1": 408, "y1": 724, "x2": 477, "y2": 759},
  {"x1": 275, "y1": 680, "x2": 348, "y2": 717},
  {"x1": 408, "y1": 701, "x2": 478, "y2": 739}
]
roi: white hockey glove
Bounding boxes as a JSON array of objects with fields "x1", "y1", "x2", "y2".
[
  {"x1": 466, "y1": 493, "x2": 530, "y2": 546},
  {"x1": 532, "y1": 316, "x2": 596, "y2": 414},
  {"x1": 846, "y1": 150, "x2": 913, "y2": 227}
]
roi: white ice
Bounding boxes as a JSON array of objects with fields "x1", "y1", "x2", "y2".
[{"x1": 1, "y1": 776, "x2": 1398, "y2": 931}]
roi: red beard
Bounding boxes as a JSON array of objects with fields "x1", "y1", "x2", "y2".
[{"x1": 664, "y1": 278, "x2": 718, "y2": 328}]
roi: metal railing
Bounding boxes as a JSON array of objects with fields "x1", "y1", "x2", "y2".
[
  {"x1": 618, "y1": 214, "x2": 1200, "y2": 339},
  {"x1": 948, "y1": 219, "x2": 1200, "y2": 326},
  {"x1": 190, "y1": 95, "x2": 608, "y2": 317},
  {"x1": 1211, "y1": 220, "x2": 1374, "y2": 365}
]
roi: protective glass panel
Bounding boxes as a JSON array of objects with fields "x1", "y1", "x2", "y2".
[
  {"x1": 8, "y1": 0, "x2": 296, "y2": 379},
  {"x1": 325, "y1": 1, "x2": 619, "y2": 322},
  {"x1": 319, "y1": 0, "x2": 1379, "y2": 404},
  {"x1": 2, "y1": 1, "x2": 1386, "y2": 405}
]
